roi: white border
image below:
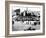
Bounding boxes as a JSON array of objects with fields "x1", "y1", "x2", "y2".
[{"x1": 9, "y1": 4, "x2": 43, "y2": 34}]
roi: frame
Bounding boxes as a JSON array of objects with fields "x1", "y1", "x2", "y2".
[{"x1": 5, "y1": 1, "x2": 45, "y2": 37}]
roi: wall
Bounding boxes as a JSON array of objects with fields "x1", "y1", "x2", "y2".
[{"x1": 0, "y1": 0, "x2": 46, "y2": 38}]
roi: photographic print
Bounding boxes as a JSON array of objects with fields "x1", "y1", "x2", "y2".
[
  {"x1": 10, "y1": 3, "x2": 44, "y2": 34},
  {"x1": 5, "y1": 1, "x2": 45, "y2": 37},
  {"x1": 12, "y1": 7, "x2": 40, "y2": 31}
]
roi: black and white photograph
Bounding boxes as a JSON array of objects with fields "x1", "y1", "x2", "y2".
[
  {"x1": 12, "y1": 7, "x2": 40, "y2": 31},
  {"x1": 7, "y1": 2, "x2": 45, "y2": 36}
]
